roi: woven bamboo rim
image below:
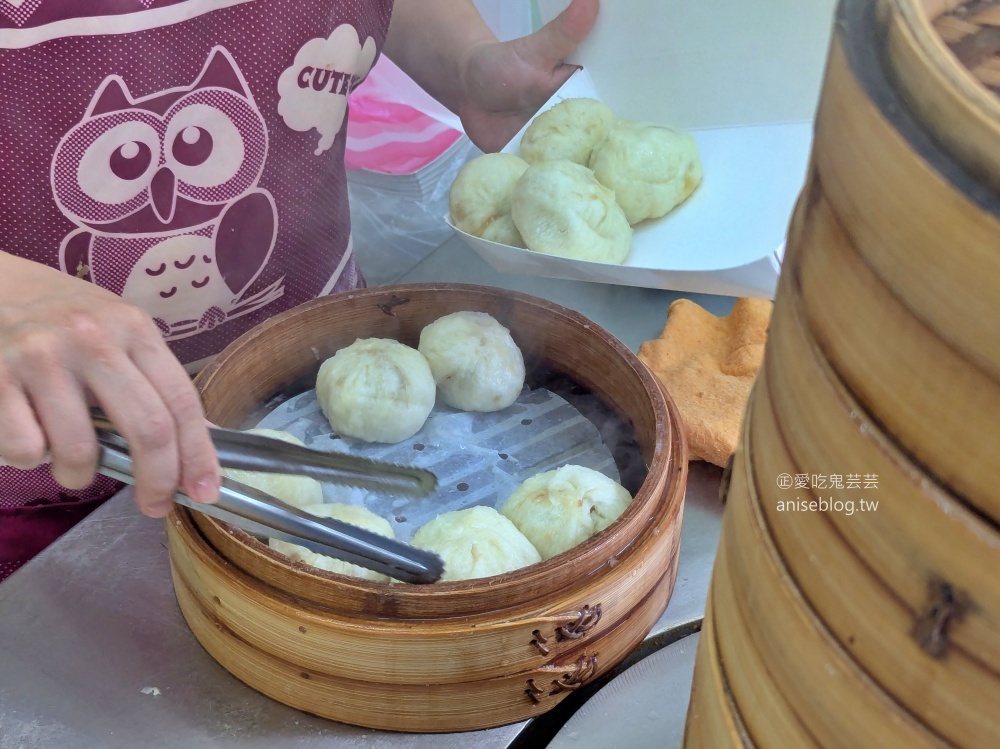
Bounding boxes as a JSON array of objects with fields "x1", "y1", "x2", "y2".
[
  {"x1": 878, "y1": 0, "x2": 1000, "y2": 189},
  {"x1": 722, "y1": 417, "x2": 951, "y2": 749},
  {"x1": 750, "y1": 362, "x2": 1000, "y2": 747},
  {"x1": 787, "y1": 175, "x2": 1000, "y2": 522},
  {"x1": 169, "y1": 553, "x2": 674, "y2": 733},
  {"x1": 681, "y1": 596, "x2": 753, "y2": 749},
  {"x1": 815, "y1": 4, "x2": 1000, "y2": 380},
  {"x1": 166, "y1": 284, "x2": 688, "y2": 731},
  {"x1": 773, "y1": 229, "x2": 1000, "y2": 672},
  {"x1": 710, "y1": 540, "x2": 821, "y2": 748},
  {"x1": 189, "y1": 284, "x2": 684, "y2": 621},
  {"x1": 933, "y1": 1, "x2": 1000, "y2": 97},
  {"x1": 167, "y1": 498, "x2": 681, "y2": 685}
]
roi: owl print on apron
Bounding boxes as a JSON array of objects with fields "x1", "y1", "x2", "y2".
[
  {"x1": 0, "y1": 0, "x2": 395, "y2": 569},
  {"x1": 53, "y1": 47, "x2": 282, "y2": 340},
  {"x1": 0, "y1": 0, "x2": 395, "y2": 369}
]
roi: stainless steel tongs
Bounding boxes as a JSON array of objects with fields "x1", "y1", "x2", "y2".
[{"x1": 91, "y1": 412, "x2": 444, "y2": 584}]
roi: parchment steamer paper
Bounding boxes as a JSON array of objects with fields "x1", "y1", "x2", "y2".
[{"x1": 250, "y1": 386, "x2": 620, "y2": 544}]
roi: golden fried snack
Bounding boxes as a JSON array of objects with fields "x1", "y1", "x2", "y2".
[{"x1": 638, "y1": 298, "x2": 772, "y2": 467}]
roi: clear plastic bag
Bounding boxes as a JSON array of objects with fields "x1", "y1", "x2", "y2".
[
  {"x1": 347, "y1": 138, "x2": 481, "y2": 286},
  {"x1": 346, "y1": 57, "x2": 480, "y2": 285}
]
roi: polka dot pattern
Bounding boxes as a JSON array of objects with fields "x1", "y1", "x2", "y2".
[
  {"x1": 0, "y1": 467, "x2": 120, "y2": 510},
  {"x1": 0, "y1": 0, "x2": 394, "y2": 571},
  {"x1": 0, "y1": 0, "x2": 44, "y2": 28}
]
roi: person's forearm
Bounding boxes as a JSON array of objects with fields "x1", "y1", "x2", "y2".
[{"x1": 383, "y1": 0, "x2": 497, "y2": 113}]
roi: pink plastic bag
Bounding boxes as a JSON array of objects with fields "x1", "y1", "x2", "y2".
[{"x1": 346, "y1": 56, "x2": 464, "y2": 175}]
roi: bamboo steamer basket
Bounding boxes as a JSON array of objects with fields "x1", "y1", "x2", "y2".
[
  {"x1": 786, "y1": 176, "x2": 1000, "y2": 522},
  {"x1": 166, "y1": 283, "x2": 687, "y2": 732},
  {"x1": 169, "y1": 520, "x2": 678, "y2": 733},
  {"x1": 717, "y1": 414, "x2": 950, "y2": 749},
  {"x1": 773, "y1": 212, "x2": 1000, "y2": 674},
  {"x1": 681, "y1": 596, "x2": 753, "y2": 749},
  {"x1": 878, "y1": 0, "x2": 1000, "y2": 190},
  {"x1": 709, "y1": 540, "x2": 821, "y2": 749},
  {"x1": 750, "y1": 354, "x2": 1000, "y2": 745},
  {"x1": 814, "y1": 0, "x2": 1000, "y2": 382}
]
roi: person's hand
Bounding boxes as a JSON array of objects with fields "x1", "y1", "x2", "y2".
[
  {"x1": 457, "y1": 0, "x2": 599, "y2": 152},
  {"x1": 0, "y1": 253, "x2": 220, "y2": 517}
]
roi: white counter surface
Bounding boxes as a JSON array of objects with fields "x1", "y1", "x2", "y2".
[{"x1": 0, "y1": 236, "x2": 730, "y2": 749}]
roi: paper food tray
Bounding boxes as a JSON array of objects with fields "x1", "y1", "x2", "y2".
[{"x1": 450, "y1": 0, "x2": 837, "y2": 299}]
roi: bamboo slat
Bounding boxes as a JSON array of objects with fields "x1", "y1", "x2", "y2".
[
  {"x1": 751, "y1": 365, "x2": 1000, "y2": 747},
  {"x1": 787, "y1": 179, "x2": 1000, "y2": 522},
  {"x1": 879, "y1": 0, "x2": 1000, "y2": 189},
  {"x1": 720, "y1": 425, "x2": 951, "y2": 749},
  {"x1": 681, "y1": 596, "x2": 753, "y2": 749},
  {"x1": 170, "y1": 558, "x2": 675, "y2": 733},
  {"x1": 710, "y1": 539, "x2": 821, "y2": 748},
  {"x1": 769, "y1": 240, "x2": 1000, "y2": 672},
  {"x1": 814, "y1": 13, "x2": 1000, "y2": 381}
]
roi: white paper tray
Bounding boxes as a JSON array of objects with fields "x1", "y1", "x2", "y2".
[
  {"x1": 449, "y1": 0, "x2": 837, "y2": 299},
  {"x1": 451, "y1": 69, "x2": 807, "y2": 300}
]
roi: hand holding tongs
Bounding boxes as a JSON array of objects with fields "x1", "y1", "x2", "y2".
[{"x1": 91, "y1": 412, "x2": 444, "y2": 584}]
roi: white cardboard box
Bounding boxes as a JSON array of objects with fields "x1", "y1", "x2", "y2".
[{"x1": 450, "y1": 0, "x2": 838, "y2": 299}]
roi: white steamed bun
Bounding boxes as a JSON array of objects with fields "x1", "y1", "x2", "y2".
[
  {"x1": 222, "y1": 428, "x2": 324, "y2": 509},
  {"x1": 499, "y1": 464, "x2": 632, "y2": 560},
  {"x1": 449, "y1": 153, "x2": 529, "y2": 247},
  {"x1": 480, "y1": 213, "x2": 525, "y2": 247},
  {"x1": 588, "y1": 122, "x2": 702, "y2": 225},
  {"x1": 418, "y1": 311, "x2": 525, "y2": 412},
  {"x1": 269, "y1": 503, "x2": 396, "y2": 582},
  {"x1": 412, "y1": 505, "x2": 542, "y2": 582},
  {"x1": 511, "y1": 160, "x2": 632, "y2": 264},
  {"x1": 519, "y1": 98, "x2": 617, "y2": 166},
  {"x1": 316, "y1": 338, "x2": 436, "y2": 443}
]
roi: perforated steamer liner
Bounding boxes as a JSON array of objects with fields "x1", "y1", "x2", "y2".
[{"x1": 166, "y1": 283, "x2": 687, "y2": 732}]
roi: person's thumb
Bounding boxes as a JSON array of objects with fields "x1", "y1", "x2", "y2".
[{"x1": 521, "y1": 0, "x2": 599, "y2": 66}]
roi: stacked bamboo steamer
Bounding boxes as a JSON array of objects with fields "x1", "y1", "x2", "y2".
[
  {"x1": 684, "y1": 0, "x2": 1000, "y2": 747},
  {"x1": 167, "y1": 284, "x2": 687, "y2": 733}
]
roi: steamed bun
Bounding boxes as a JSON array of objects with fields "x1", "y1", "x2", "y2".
[
  {"x1": 222, "y1": 429, "x2": 324, "y2": 508},
  {"x1": 519, "y1": 98, "x2": 617, "y2": 166},
  {"x1": 418, "y1": 311, "x2": 525, "y2": 412},
  {"x1": 511, "y1": 160, "x2": 632, "y2": 264},
  {"x1": 500, "y1": 465, "x2": 632, "y2": 560},
  {"x1": 317, "y1": 338, "x2": 436, "y2": 444},
  {"x1": 480, "y1": 214, "x2": 525, "y2": 247},
  {"x1": 589, "y1": 122, "x2": 702, "y2": 224},
  {"x1": 449, "y1": 153, "x2": 529, "y2": 246},
  {"x1": 269, "y1": 502, "x2": 396, "y2": 582},
  {"x1": 412, "y1": 505, "x2": 542, "y2": 581}
]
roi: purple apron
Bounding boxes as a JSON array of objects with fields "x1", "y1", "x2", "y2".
[{"x1": 0, "y1": 0, "x2": 394, "y2": 580}]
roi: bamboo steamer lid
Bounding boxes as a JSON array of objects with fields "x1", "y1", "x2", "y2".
[
  {"x1": 709, "y1": 541, "x2": 821, "y2": 748},
  {"x1": 717, "y1": 427, "x2": 950, "y2": 749},
  {"x1": 878, "y1": 0, "x2": 1000, "y2": 190},
  {"x1": 814, "y1": 0, "x2": 1000, "y2": 382},
  {"x1": 765, "y1": 260, "x2": 1000, "y2": 676},
  {"x1": 681, "y1": 596, "x2": 754, "y2": 749},
  {"x1": 751, "y1": 357, "x2": 1000, "y2": 745},
  {"x1": 167, "y1": 284, "x2": 688, "y2": 732},
  {"x1": 785, "y1": 174, "x2": 1000, "y2": 521}
]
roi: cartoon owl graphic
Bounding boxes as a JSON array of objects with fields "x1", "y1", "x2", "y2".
[{"x1": 51, "y1": 47, "x2": 281, "y2": 340}]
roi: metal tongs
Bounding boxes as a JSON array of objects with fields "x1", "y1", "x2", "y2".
[{"x1": 91, "y1": 412, "x2": 444, "y2": 584}]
